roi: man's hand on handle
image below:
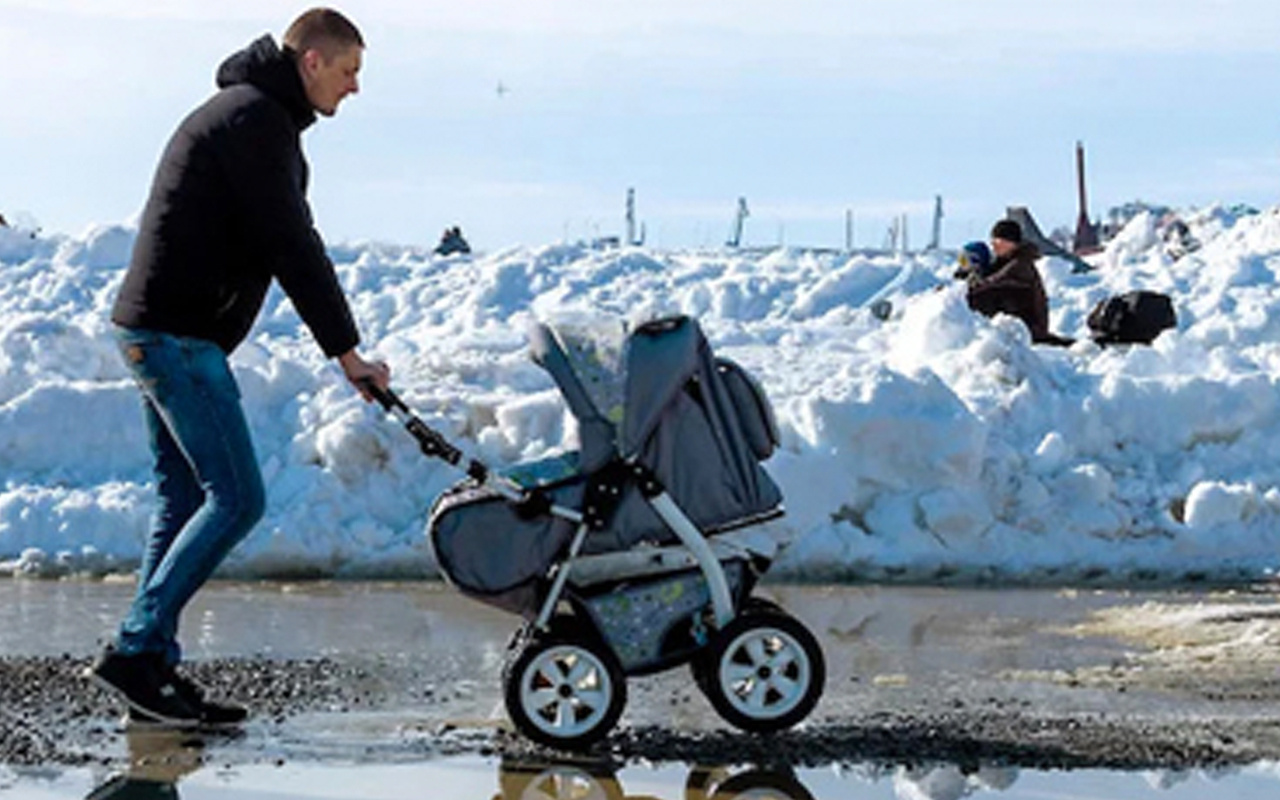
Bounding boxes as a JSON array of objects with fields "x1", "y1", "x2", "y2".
[{"x1": 337, "y1": 349, "x2": 391, "y2": 402}]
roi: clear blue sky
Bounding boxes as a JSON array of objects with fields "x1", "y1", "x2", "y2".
[{"x1": 4, "y1": 0, "x2": 1280, "y2": 250}]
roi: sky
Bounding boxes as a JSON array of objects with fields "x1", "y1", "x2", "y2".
[{"x1": 3, "y1": 0, "x2": 1280, "y2": 250}]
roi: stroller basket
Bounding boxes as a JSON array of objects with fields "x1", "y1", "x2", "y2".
[{"x1": 578, "y1": 560, "x2": 749, "y2": 673}]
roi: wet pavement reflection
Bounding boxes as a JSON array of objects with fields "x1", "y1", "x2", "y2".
[
  {"x1": 83, "y1": 729, "x2": 204, "y2": 800},
  {"x1": 80, "y1": 729, "x2": 821, "y2": 800},
  {"x1": 494, "y1": 759, "x2": 816, "y2": 800}
]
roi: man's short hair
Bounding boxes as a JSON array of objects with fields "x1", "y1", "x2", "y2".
[{"x1": 283, "y1": 8, "x2": 364, "y2": 60}]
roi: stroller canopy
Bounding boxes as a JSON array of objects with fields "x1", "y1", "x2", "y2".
[
  {"x1": 529, "y1": 314, "x2": 781, "y2": 537},
  {"x1": 529, "y1": 316, "x2": 711, "y2": 470}
]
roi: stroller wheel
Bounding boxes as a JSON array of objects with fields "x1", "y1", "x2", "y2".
[
  {"x1": 504, "y1": 628, "x2": 627, "y2": 751},
  {"x1": 689, "y1": 596, "x2": 782, "y2": 691},
  {"x1": 701, "y1": 608, "x2": 825, "y2": 733}
]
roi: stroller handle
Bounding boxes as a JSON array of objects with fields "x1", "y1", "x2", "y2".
[
  {"x1": 360, "y1": 380, "x2": 573, "y2": 525},
  {"x1": 361, "y1": 379, "x2": 410, "y2": 415},
  {"x1": 359, "y1": 380, "x2": 486, "y2": 483}
]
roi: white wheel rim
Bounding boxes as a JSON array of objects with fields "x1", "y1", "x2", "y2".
[
  {"x1": 717, "y1": 626, "x2": 811, "y2": 720},
  {"x1": 519, "y1": 645, "x2": 614, "y2": 739}
]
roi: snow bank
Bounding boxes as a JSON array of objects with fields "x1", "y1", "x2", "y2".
[{"x1": 4, "y1": 206, "x2": 1280, "y2": 584}]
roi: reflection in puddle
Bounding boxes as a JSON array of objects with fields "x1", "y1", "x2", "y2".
[
  {"x1": 497, "y1": 759, "x2": 815, "y2": 800},
  {"x1": 59, "y1": 729, "x2": 1280, "y2": 800},
  {"x1": 80, "y1": 733, "x2": 817, "y2": 800},
  {"x1": 83, "y1": 730, "x2": 205, "y2": 800}
]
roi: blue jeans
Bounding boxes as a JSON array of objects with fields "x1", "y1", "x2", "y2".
[{"x1": 114, "y1": 328, "x2": 265, "y2": 665}]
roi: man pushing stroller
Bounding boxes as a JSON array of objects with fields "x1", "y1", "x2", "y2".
[{"x1": 88, "y1": 8, "x2": 389, "y2": 728}]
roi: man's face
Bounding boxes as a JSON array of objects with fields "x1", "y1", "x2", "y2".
[
  {"x1": 991, "y1": 237, "x2": 1017, "y2": 259},
  {"x1": 300, "y1": 44, "x2": 362, "y2": 117}
]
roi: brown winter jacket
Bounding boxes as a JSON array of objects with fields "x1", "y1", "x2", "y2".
[{"x1": 966, "y1": 241, "x2": 1059, "y2": 343}]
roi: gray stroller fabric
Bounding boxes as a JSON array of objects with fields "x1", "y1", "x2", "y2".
[
  {"x1": 430, "y1": 476, "x2": 583, "y2": 616},
  {"x1": 429, "y1": 315, "x2": 784, "y2": 615}
]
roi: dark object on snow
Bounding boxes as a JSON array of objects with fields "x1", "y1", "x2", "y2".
[
  {"x1": 0, "y1": 213, "x2": 8, "y2": 228},
  {"x1": 434, "y1": 226, "x2": 471, "y2": 256},
  {"x1": 1161, "y1": 217, "x2": 1200, "y2": 259},
  {"x1": 1087, "y1": 290, "x2": 1177, "y2": 345}
]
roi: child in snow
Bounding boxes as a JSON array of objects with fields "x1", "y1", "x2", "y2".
[{"x1": 953, "y1": 240, "x2": 994, "y2": 282}]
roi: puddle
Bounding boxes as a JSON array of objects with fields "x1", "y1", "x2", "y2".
[
  {"x1": 0, "y1": 580, "x2": 1141, "y2": 673},
  {"x1": 3, "y1": 750, "x2": 1280, "y2": 800}
]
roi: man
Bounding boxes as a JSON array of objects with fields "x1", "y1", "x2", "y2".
[
  {"x1": 967, "y1": 219, "x2": 1072, "y2": 346},
  {"x1": 90, "y1": 8, "x2": 389, "y2": 727}
]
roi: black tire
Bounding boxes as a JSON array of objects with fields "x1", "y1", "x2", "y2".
[
  {"x1": 503, "y1": 628, "x2": 627, "y2": 751},
  {"x1": 741, "y1": 595, "x2": 784, "y2": 615},
  {"x1": 699, "y1": 608, "x2": 824, "y2": 734},
  {"x1": 689, "y1": 655, "x2": 711, "y2": 695},
  {"x1": 711, "y1": 769, "x2": 816, "y2": 800}
]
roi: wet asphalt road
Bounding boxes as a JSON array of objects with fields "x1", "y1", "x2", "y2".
[{"x1": 3, "y1": 580, "x2": 1280, "y2": 772}]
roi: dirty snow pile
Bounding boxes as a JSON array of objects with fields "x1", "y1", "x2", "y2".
[{"x1": 4, "y1": 204, "x2": 1280, "y2": 583}]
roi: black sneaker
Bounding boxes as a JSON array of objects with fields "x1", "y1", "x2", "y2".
[
  {"x1": 87, "y1": 647, "x2": 200, "y2": 727},
  {"x1": 125, "y1": 668, "x2": 248, "y2": 729},
  {"x1": 164, "y1": 666, "x2": 248, "y2": 728}
]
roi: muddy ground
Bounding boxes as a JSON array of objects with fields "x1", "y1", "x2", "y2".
[{"x1": 3, "y1": 582, "x2": 1280, "y2": 773}]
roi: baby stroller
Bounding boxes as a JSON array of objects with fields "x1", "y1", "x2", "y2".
[{"x1": 368, "y1": 315, "x2": 824, "y2": 750}]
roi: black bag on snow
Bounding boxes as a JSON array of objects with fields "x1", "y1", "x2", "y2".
[{"x1": 1087, "y1": 290, "x2": 1177, "y2": 345}]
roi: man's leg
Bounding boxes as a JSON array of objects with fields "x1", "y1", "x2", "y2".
[
  {"x1": 116, "y1": 332, "x2": 265, "y2": 662},
  {"x1": 92, "y1": 329, "x2": 263, "y2": 724},
  {"x1": 134, "y1": 396, "x2": 204, "y2": 607}
]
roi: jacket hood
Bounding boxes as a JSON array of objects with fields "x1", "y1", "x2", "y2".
[{"x1": 215, "y1": 35, "x2": 316, "y2": 130}]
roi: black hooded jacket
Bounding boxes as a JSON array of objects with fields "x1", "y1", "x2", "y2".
[{"x1": 112, "y1": 36, "x2": 359, "y2": 358}]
